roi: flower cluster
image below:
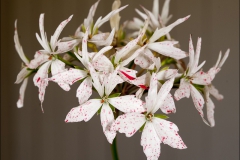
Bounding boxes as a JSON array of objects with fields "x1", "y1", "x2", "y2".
[{"x1": 14, "y1": 0, "x2": 229, "y2": 159}]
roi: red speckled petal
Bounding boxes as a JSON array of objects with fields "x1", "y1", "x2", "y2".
[
  {"x1": 28, "y1": 51, "x2": 49, "y2": 69},
  {"x1": 174, "y1": 79, "x2": 190, "y2": 101},
  {"x1": 156, "y1": 69, "x2": 178, "y2": 80},
  {"x1": 206, "y1": 96, "x2": 215, "y2": 127},
  {"x1": 190, "y1": 84, "x2": 204, "y2": 117},
  {"x1": 51, "y1": 59, "x2": 66, "y2": 76},
  {"x1": 50, "y1": 15, "x2": 73, "y2": 51},
  {"x1": 100, "y1": 103, "x2": 116, "y2": 144},
  {"x1": 56, "y1": 39, "x2": 79, "y2": 53},
  {"x1": 109, "y1": 95, "x2": 145, "y2": 113},
  {"x1": 49, "y1": 68, "x2": 87, "y2": 91},
  {"x1": 191, "y1": 70, "x2": 212, "y2": 85},
  {"x1": 92, "y1": 54, "x2": 114, "y2": 73},
  {"x1": 76, "y1": 77, "x2": 93, "y2": 105},
  {"x1": 147, "y1": 41, "x2": 187, "y2": 60},
  {"x1": 112, "y1": 113, "x2": 145, "y2": 137},
  {"x1": 152, "y1": 118, "x2": 187, "y2": 149},
  {"x1": 65, "y1": 99, "x2": 102, "y2": 123},
  {"x1": 160, "y1": 93, "x2": 176, "y2": 114},
  {"x1": 141, "y1": 122, "x2": 161, "y2": 160}
]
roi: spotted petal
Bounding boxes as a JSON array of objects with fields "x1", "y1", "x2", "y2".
[
  {"x1": 160, "y1": 93, "x2": 176, "y2": 114},
  {"x1": 108, "y1": 95, "x2": 145, "y2": 113},
  {"x1": 141, "y1": 122, "x2": 161, "y2": 160},
  {"x1": 112, "y1": 112, "x2": 145, "y2": 137},
  {"x1": 76, "y1": 77, "x2": 93, "y2": 105},
  {"x1": 100, "y1": 103, "x2": 116, "y2": 144},
  {"x1": 174, "y1": 79, "x2": 190, "y2": 101},
  {"x1": 152, "y1": 118, "x2": 187, "y2": 149}
]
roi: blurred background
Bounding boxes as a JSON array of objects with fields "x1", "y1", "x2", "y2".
[{"x1": 1, "y1": 0, "x2": 239, "y2": 160}]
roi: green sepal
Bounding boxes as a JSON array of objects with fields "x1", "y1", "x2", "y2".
[
  {"x1": 108, "y1": 93, "x2": 121, "y2": 98},
  {"x1": 67, "y1": 51, "x2": 79, "y2": 61},
  {"x1": 160, "y1": 66, "x2": 169, "y2": 71},
  {"x1": 56, "y1": 55, "x2": 75, "y2": 67},
  {"x1": 192, "y1": 83, "x2": 204, "y2": 94},
  {"x1": 97, "y1": 104, "x2": 103, "y2": 115},
  {"x1": 74, "y1": 66, "x2": 84, "y2": 70},
  {"x1": 154, "y1": 114, "x2": 169, "y2": 119},
  {"x1": 139, "y1": 122, "x2": 146, "y2": 132},
  {"x1": 109, "y1": 103, "x2": 116, "y2": 113}
]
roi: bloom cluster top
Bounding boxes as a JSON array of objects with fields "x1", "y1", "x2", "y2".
[{"x1": 14, "y1": 0, "x2": 229, "y2": 159}]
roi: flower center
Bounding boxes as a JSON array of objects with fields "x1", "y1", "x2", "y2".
[
  {"x1": 101, "y1": 96, "x2": 108, "y2": 103},
  {"x1": 146, "y1": 113, "x2": 154, "y2": 121}
]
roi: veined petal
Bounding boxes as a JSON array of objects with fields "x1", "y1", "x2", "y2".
[
  {"x1": 147, "y1": 41, "x2": 187, "y2": 60},
  {"x1": 16, "y1": 78, "x2": 28, "y2": 108},
  {"x1": 15, "y1": 67, "x2": 31, "y2": 84},
  {"x1": 49, "y1": 68, "x2": 87, "y2": 91},
  {"x1": 152, "y1": 77, "x2": 175, "y2": 113},
  {"x1": 174, "y1": 79, "x2": 190, "y2": 100},
  {"x1": 51, "y1": 59, "x2": 66, "y2": 76},
  {"x1": 190, "y1": 84, "x2": 204, "y2": 116},
  {"x1": 149, "y1": 15, "x2": 190, "y2": 43},
  {"x1": 14, "y1": 20, "x2": 29, "y2": 64},
  {"x1": 76, "y1": 77, "x2": 93, "y2": 105},
  {"x1": 100, "y1": 103, "x2": 116, "y2": 144},
  {"x1": 191, "y1": 70, "x2": 212, "y2": 85},
  {"x1": 160, "y1": 93, "x2": 176, "y2": 114},
  {"x1": 141, "y1": 122, "x2": 161, "y2": 160},
  {"x1": 112, "y1": 112, "x2": 145, "y2": 137},
  {"x1": 156, "y1": 69, "x2": 178, "y2": 80},
  {"x1": 152, "y1": 118, "x2": 187, "y2": 149},
  {"x1": 55, "y1": 39, "x2": 79, "y2": 53},
  {"x1": 28, "y1": 51, "x2": 49, "y2": 69},
  {"x1": 108, "y1": 95, "x2": 145, "y2": 113},
  {"x1": 50, "y1": 15, "x2": 73, "y2": 51}
]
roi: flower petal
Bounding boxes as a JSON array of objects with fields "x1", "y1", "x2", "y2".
[
  {"x1": 104, "y1": 70, "x2": 124, "y2": 96},
  {"x1": 15, "y1": 67, "x2": 31, "y2": 84},
  {"x1": 191, "y1": 70, "x2": 212, "y2": 85},
  {"x1": 146, "y1": 73, "x2": 158, "y2": 113},
  {"x1": 51, "y1": 59, "x2": 66, "y2": 76},
  {"x1": 206, "y1": 95, "x2": 215, "y2": 127},
  {"x1": 190, "y1": 84, "x2": 205, "y2": 117},
  {"x1": 76, "y1": 77, "x2": 93, "y2": 105},
  {"x1": 156, "y1": 69, "x2": 178, "y2": 80},
  {"x1": 16, "y1": 78, "x2": 28, "y2": 108},
  {"x1": 49, "y1": 68, "x2": 87, "y2": 91},
  {"x1": 147, "y1": 41, "x2": 187, "y2": 60},
  {"x1": 92, "y1": 54, "x2": 114, "y2": 73},
  {"x1": 208, "y1": 85, "x2": 224, "y2": 100},
  {"x1": 14, "y1": 20, "x2": 29, "y2": 64},
  {"x1": 152, "y1": 77, "x2": 175, "y2": 113},
  {"x1": 28, "y1": 51, "x2": 49, "y2": 69},
  {"x1": 141, "y1": 122, "x2": 161, "y2": 160},
  {"x1": 152, "y1": 118, "x2": 187, "y2": 149},
  {"x1": 100, "y1": 103, "x2": 116, "y2": 144},
  {"x1": 112, "y1": 112, "x2": 145, "y2": 137},
  {"x1": 55, "y1": 39, "x2": 79, "y2": 53},
  {"x1": 160, "y1": 93, "x2": 176, "y2": 114},
  {"x1": 83, "y1": 0, "x2": 100, "y2": 28},
  {"x1": 65, "y1": 99, "x2": 102, "y2": 123},
  {"x1": 109, "y1": 95, "x2": 145, "y2": 113},
  {"x1": 89, "y1": 29, "x2": 115, "y2": 47},
  {"x1": 50, "y1": 15, "x2": 73, "y2": 51},
  {"x1": 118, "y1": 67, "x2": 137, "y2": 81},
  {"x1": 110, "y1": 0, "x2": 121, "y2": 30},
  {"x1": 174, "y1": 79, "x2": 190, "y2": 100},
  {"x1": 149, "y1": 15, "x2": 190, "y2": 43}
]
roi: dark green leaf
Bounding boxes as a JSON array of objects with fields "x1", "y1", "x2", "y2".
[{"x1": 108, "y1": 93, "x2": 121, "y2": 98}]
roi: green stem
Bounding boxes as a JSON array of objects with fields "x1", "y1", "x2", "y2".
[{"x1": 111, "y1": 137, "x2": 119, "y2": 160}]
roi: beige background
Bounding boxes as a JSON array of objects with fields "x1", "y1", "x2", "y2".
[{"x1": 1, "y1": 0, "x2": 239, "y2": 160}]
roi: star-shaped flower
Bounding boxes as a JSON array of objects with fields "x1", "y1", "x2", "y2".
[
  {"x1": 65, "y1": 66, "x2": 145, "y2": 143},
  {"x1": 112, "y1": 73, "x2": 186, "y2": 160}
]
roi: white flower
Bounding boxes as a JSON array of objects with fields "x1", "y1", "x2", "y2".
[
  {"x1": 112, "y1": 73, "x2": 186, "y2": 160},
  {"x1": 27, "y1": 14, "x2": 78, "y2": 111},
  {"x1": 65, "y1": 67, "x2": 145, "y2": 143},
  {"x1": 203, "y1": 49, "x2": 229, "y2": 127},
  {"x1": 174, "y1": 35, "x2": 213, "y2": 126},
  {"x1": 14, "y1": 20, "x2": 31, "y2": 108},
  {"x1": 48, "y1": 29, "x2": 113, "y2": 105}
]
